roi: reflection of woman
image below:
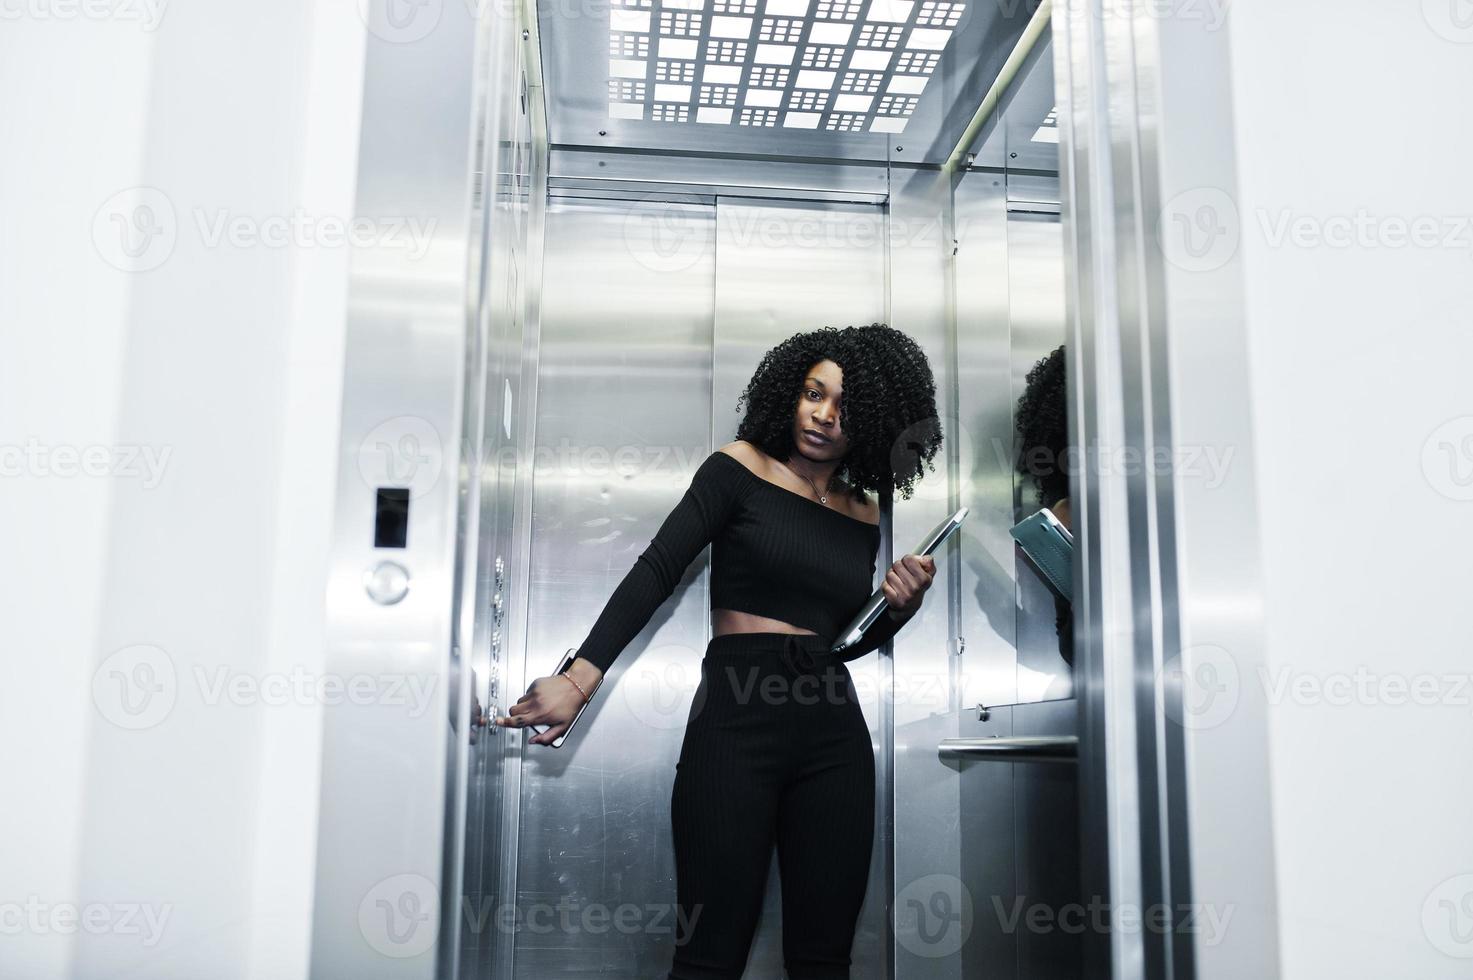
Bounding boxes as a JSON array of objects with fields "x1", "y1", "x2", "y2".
[
  {"x1": 1015, "y1": 344, "x2": 1074, "y2": 664},
  {"x1": 495, "y1": 324, "x2": 944, "y2": 979}
]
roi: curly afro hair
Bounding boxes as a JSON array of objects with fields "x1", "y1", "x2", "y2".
[
  {"x1": 732, "y1": 323, "x2": 942, "y2": 504},
  {"x1": 1014, "y1": 344, "x2": 1070, "y2": 507}
]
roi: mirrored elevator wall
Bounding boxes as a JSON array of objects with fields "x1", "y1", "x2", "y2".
[{"x1": 951, "y1": 152, "x2": 1082, "y2": 980}]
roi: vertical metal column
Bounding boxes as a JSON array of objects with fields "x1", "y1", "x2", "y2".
[{"x1": 310, "y1": 1, "x2": 484, "y2": 976}]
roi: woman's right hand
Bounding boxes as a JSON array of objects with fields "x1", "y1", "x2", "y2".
[{"x1": 493, "y1": 657, "x2": 604, "y2": 746}]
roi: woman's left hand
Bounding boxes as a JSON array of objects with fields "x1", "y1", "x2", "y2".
[{"x1": 882, "y1": 554, "x2": 936, "y2": 616}]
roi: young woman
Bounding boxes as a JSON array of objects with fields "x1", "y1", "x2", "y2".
[{"x1": 494, "y1": 323, "x2": 944, "y2": 979}]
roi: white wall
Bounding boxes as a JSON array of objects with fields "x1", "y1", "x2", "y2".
[
  {"x1": 0, "y1": 3, "x2": 363, "y2": 977},
  {"x1": 1227, "y1": 3, "x2": 1473, "y2": 976}
]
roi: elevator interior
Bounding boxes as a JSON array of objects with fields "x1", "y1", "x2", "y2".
[{"x1": 311, "y1": 0, "x2": 1084, "y2": 976}]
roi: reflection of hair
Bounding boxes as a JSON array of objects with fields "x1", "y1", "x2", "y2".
[
  {"x1": 1015, "y1": 344, "x2": 1070, "y2": 506},
  {"x1": 734, "y1": 323, "x2": 943, "y2": 502}
]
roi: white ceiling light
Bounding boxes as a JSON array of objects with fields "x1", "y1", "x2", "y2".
[
  {"x1": 1031, "y1": 104, "x2": 1058, "y2": 143},
  {"x1": 607, "y1": 0, "x2": 963, "y2": 133}
]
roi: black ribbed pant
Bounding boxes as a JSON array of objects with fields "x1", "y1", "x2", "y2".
[{"x1": 668, "y1": 632, "x2": 875, "y2": 980}]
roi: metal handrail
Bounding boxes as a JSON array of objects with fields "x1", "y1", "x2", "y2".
[
  {"x1": 938, "y1": 735, "x2": 1078, "y2": 764},
  {"x1": 941, "y1": 0, "x2": 1055, "y2": 176}
]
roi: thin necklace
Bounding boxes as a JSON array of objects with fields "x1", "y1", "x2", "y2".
[{"x1": 791, "y1": 464, "x2": 832, "y2": 504}]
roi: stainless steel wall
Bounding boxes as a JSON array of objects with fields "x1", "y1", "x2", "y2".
[
  {"x1": 886, "y1": 163, "x2": 970, "y2": 980},
  {"x1": 1005, "y1": 198, "x2": 1072, "y2": 702},
  {"x1": 516, "y1": 195, "x2": 719, "y2": 978},
  {"x1": 310, "y1": 0, "x2": 485, "y2": 976},
  {"x1": 950, "y1": 158, "x2": 1082, "y2": 978},
  {"x1": 450, "y1": 2, "x2": 547, "y2": 976},
  {"x1": 515, "y1": 196, "x2": 894, "y2": 978},
  {"x1": 713, "y1": 199, "x2": 889, "y2": 978}
]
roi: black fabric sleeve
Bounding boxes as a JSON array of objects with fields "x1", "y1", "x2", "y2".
[
  {"x1": 836, "y1": 603, "x2": 919, "y2": 662},
  {"x1": 573, "y1": 452, "x2": 742, "y2": 675}
]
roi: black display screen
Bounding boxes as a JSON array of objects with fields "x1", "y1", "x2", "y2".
[{"x1": 374, "y1": 488, "x2": 410, "y2": 548}]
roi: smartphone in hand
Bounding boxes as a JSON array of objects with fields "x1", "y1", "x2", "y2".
[{"x1": 527, "y1": 647, "x2": 599, "y2": 749}]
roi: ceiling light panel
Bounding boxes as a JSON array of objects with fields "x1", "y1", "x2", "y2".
[{"x1": 606, "y1": 0, "x2": 960, "y2": 132}]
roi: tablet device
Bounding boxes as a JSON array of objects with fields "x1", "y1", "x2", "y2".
[
  {"x1": 527, "y1": 647, "x2": 601, "y2": 748},
  {"x1": 830, "y1": 505, "x2": 968, "y2": 653},
  {"x1": 1009, "y1": 507, "x2": 1074, "y2": 603}
]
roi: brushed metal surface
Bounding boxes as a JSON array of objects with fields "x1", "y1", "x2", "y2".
[
  {"x1": 937, "y1": 735, "x2": 1077, "y2": 762},
  {"x1": 516, "y1": 196, "x2": 719, "y2": 978},
  {"x1": 1011, "y1": 699, "x2": 1081, "y2": 976},
  {"x1": 452, "y1": 2, "x2": 547, "y2": 977},
  {"x1": 964, "y1": 19, "x2": 1060, "y2": 174},
  {"x1": 310, "y1": 1, "x2": 483, "y2": 976},
  {"x1": 712, "y1": 198, "x2": 889, "y2": 979},
  {"x1": 550, "y1": 146, "x2": 890, "y2": 202},
  {"x1": 950, "y1": 27, "x2": 1083, "y2": 980},
  {"x1": 513, "y1": 197, "x2": 899, "y2": 978},
  {"x1": 1006, "y1": 208, "x2": 1072, "y2": 703},
  {"x1": 886, "y1": 162, "x2": 968, "y2": 980},
  {"x1": 953, "y1": 171, "x2": 1019, "y2": 713}
]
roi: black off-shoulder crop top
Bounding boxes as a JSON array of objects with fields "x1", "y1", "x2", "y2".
[{"x1": 573, "y1": 450, "x2": 918, "y2": 673}]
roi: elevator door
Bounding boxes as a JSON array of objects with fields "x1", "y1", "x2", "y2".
[{"x1": 511, "y1": 195, "x2": 886, "y2": 979}]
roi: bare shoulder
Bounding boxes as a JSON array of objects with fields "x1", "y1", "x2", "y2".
[
  {"x1": 717, "y1": 440, "x2": 770, "y2": 478},
  {"x1": 848, "y1": 488, "x2": 880, "y2": 525}
]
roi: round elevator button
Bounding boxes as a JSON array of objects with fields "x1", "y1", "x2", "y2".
[{"x1": 364, "y1": 561, "x2": 410, "y2": 605}]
